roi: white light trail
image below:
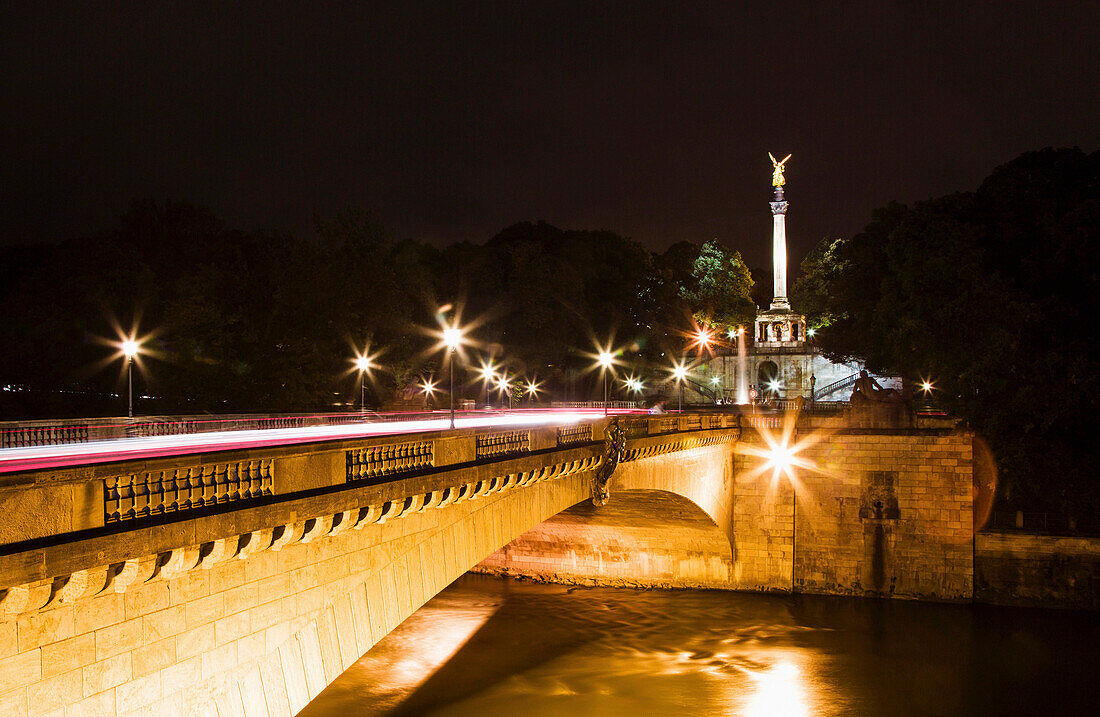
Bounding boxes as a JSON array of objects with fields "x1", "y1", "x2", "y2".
[{"x1": 0, "y1": 410, "x2": 616, "y2": 474}]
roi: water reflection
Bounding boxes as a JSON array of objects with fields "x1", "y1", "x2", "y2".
[
  {"x1": 301, "y1": 574, "x2": 1098, "y2": 716},
  {"x1": 744, "y1": 660, "x2": 808, "y2": 717}
]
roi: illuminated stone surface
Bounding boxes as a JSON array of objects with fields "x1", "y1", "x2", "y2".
[{"x1": 0, "y1": 413, "x2": 1031, "y2": 715}]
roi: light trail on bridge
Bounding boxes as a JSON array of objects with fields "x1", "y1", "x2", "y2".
[{"x1": 0, "y1": 408, "x2": 641, "y2": 475}]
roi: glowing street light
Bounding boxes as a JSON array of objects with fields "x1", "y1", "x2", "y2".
[
  {"x1": 623, "y1": 376, "x2": 644, "y2": 396},
  {"x1": 495, "y1": 374, "x2": 513, "y2": 409},
  {"x1": 691, "y1": 327, "x2": 714, "y2": 353},
  {"x1": 441, "y1": 325, "x2": 465, "y2": 429},
  {"x1": 670, "y1": 360, "x2": 689, "y2": 412},
  {"x1": 525, "y1": 379, "x2": 541, "y2": 404},
  {"x1": 597, "y1": 350, "x2": 615, "y2": 416},
  {"x1": 420, "y1": 377, "x2": 437, "y2": 401},
  {"x1": 353, "y1": 354, "x2": 376, "y2": 412},
  {"x1": 920, "y1": 379, "x2": 934, "y2": 394},
  {"x1": 477, "y1": 361, "x2": 497, "y2": 407},
  {"x1": 121, "y1": 339, "x2": 140, "y2": 419}
]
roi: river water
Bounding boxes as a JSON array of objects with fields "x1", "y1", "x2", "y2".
[{"x1": 302, "y1": 574, "x2": 1098, "y2": 716}]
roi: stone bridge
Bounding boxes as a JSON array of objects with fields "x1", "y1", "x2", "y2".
[{"x1": 0, "y1": 411, "x2": 974, "y2": 716}]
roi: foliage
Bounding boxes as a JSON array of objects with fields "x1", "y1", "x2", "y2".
[
  {"x1": 678, "y1": 240, "x2": 756, "y2": 332},
  {"x1": 0, "y1": 211, "x2": 746, "y2": 416}
]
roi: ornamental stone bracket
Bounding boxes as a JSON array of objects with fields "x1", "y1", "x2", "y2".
[{"x1": 591, "y1": 418, "x2": 627, "y2": 506}]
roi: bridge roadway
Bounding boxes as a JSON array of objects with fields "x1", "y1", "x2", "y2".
[
  {"x1": 0, "y1": 409, "x2": 623, "y2": 474},
  {"x1": 0, "y1": 408, "x2": 974, "y2": 716}
]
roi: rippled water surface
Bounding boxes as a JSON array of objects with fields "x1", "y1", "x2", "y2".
[{"x1": 301, "y1": 574, "x2": 1098, "y2": 716}]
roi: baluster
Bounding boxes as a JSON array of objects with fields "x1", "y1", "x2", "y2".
[
  {"x1": 104, "y1": 476, "x2": 120, "y2": 522},
  {"x1": 187, "y1": 467, "x2": 203, "y2": 508},
  {"x1": 119, "y1": 474, "x2": 136, "y2": 521},
  {"x1": 246, "y1": 461, "x2": 259, "y2": 498},
  {"x1": 226, "y1": 463, "x2": 239, "y2": 502},
  {"x1": 357, "y1": 449, "x2": 367, "y2": 480},
  {"x1": 200, "y1": 466, "x2": 215, "y2": 505},
  {"x1": 213, "y1": 464, "x2": 228, "y2": 503},
  {"x1": 135, "y1": 473, "x2": 153, "y2": 518},
  {"x1": 161, "y1": 469, "x2": 178, "y2": 512},
  {"x1": 147, "y1": 471, "x2": 164, "y2": 515}
]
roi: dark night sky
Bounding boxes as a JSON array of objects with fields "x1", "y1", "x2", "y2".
[{"x1": 2, "y1": 1, "x2": 1097, "y2": 268}]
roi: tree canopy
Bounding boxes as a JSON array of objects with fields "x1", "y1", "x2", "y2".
[
  {"x1": 678, "y1": 240, "x2": 756, "y2": 332},
  {"x1": 0, "y1": 210, "x2": 751, "y2": 416},
  {"x1": 793, "y1": 147, "x2": 1100, "y2": 518}
]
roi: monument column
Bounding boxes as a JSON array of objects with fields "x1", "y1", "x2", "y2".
[{"x1": 769, "y1": 152, "x2": 791, "y2": 310}]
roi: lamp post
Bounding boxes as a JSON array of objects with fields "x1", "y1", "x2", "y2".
[
  {"x1": 671, "y1": 361, "x2": 688, "y2": 413},
  {"x1": 443, "y1": 327, "x2": 462, "y2": 429},
  {"x1": 122, "y1": 340, "x2": 138, "y2": 419},
  {"x1": 598, "y1": 351, "x2": 614, "y2": 416},
  {"x1": 497, "y1": 375, "x2": 512, "y2": 409},
  {"x1": 354, "y1": 355, "x2": 374, "y2": 412},
  {"x1": 479, "y1": 363, "x2": 496, "y2": 408}
]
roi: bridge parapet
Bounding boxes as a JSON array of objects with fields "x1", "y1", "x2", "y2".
[{"x1": 0, "y1": 414, "x2": 741, "y2": 548}]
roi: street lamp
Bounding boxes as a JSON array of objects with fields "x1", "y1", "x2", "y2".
[
  {"x1": 496, "y1": 374, "x2": 512, "y2": 409},
  {"x1": 443, "y1": 326, "x2": 463, "y2": 429},
  {"x1": 122, "y1": 339, "x2": 139, "y2": 419},
  {"x1": 671, "y1": 360, "x2": 689, "y2": 412},
  {"x1": 354, "y1": 354, "x2": 375, "y2": 412},
  {"x1": 420, "y1": 377, "x2": 437, "y2": 407},
  {"x1": 525, "y1": 379, "x2": 540, "y2": 404},
  {"x1": 694, "y1": 327, "x2": 713, "y2": 350},
  {"x1": 478, "y1": 362, "x2": 496, "y2": 408},
  {"x1": 598, "y1": 351, "x2": 614, "y2": 416}
]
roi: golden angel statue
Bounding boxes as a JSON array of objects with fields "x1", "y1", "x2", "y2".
[{"x1": 769, "y1": 152, "x2": 791, "y2": 187}]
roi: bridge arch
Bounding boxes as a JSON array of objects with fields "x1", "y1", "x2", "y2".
[{"x1": 475, "y1": 489, "x2": 735, "y2": 589}]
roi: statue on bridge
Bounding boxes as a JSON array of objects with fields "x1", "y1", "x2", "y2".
[
  {"x1": 850, "y1": 370, "x2": 903, "y2": 404},
  {"x1": 592, "y1": 418, "x2": 627, "y2": 506}
]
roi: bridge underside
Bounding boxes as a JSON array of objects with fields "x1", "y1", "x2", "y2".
[{"x1": 474, "y1": 490, "x2": 734, "y2": 589}]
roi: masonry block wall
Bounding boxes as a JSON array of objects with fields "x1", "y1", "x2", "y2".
[
  {"x1": 975, "y1": 532, "x2": 1100, "y2": 609},
  {"x1": 0, "y1": 470, "x2": 595, "y2": 717},
  {"x1": 475, "y1": 442, "x2": 739, "y2": 590},
  {"x1": 734, "y1": 427, "x2": 974, "y2": 599}
]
